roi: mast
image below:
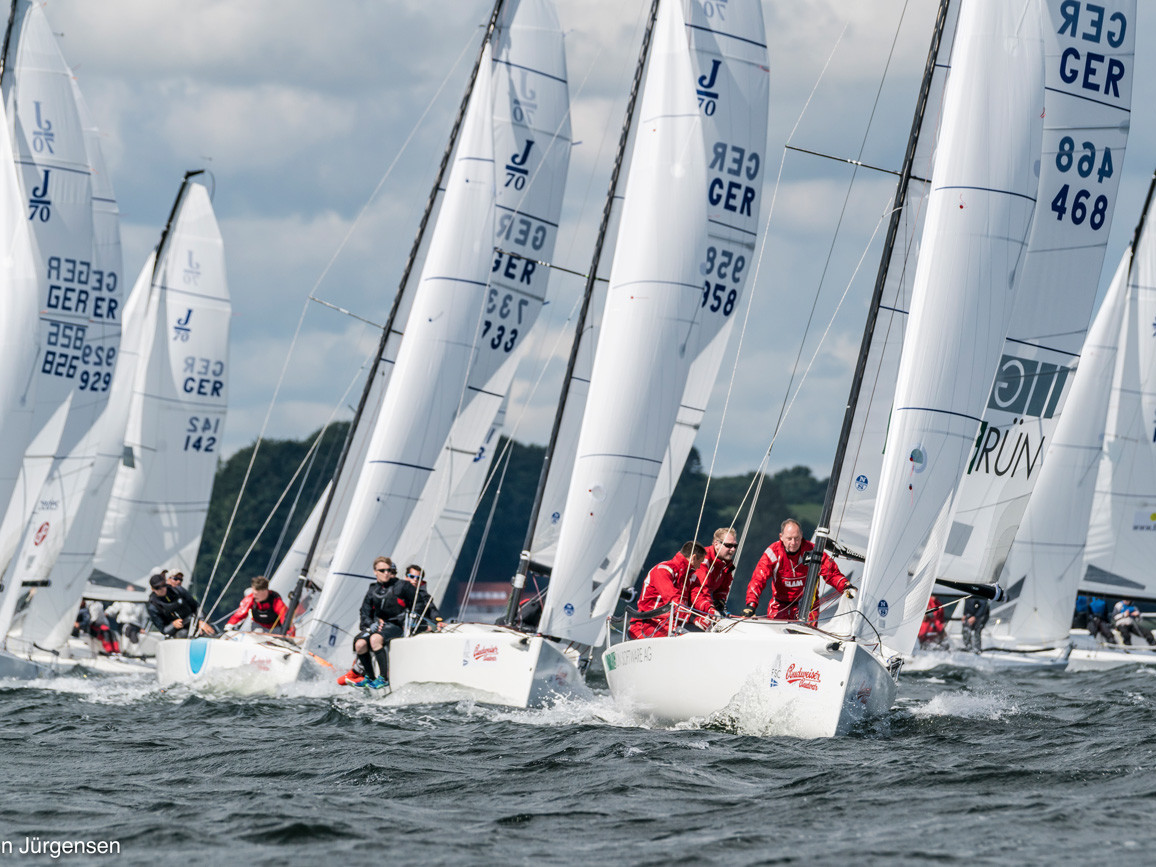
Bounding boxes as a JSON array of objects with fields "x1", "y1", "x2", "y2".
[
  {"x1": 798, "y1": 0, "x2": 953, "y2": 621},
  {"x1": 501, "y1": 0, "x2": 662, "y2": 628},
  {"x1": 280, "y1": 0, "x2": 508, "y2": 634},
  {"x1": 0, "y1": 1, "x2": 16, "y2": 81}
]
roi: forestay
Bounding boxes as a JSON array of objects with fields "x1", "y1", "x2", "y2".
[
  {"x1": 855, "y1": 0, "x2": 1044, "y2": 655},
  {"x1": 827, "y1": 5, "x2": 958, "y2": 560},
  {"x1": 539, "y1": 0, "x2": 714, "y2": 646},
  {"x1": 935, "y1": 0, "x2": 1134, "y2": 587},
  {"x1": 90, "y1": 181, "x2": 230, "y2": 591}
]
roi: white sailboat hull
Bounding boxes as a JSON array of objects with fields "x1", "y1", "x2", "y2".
[
  {"x1": 0, "y1": 649, "x2": 51, "y2": 680},
  {"x1": 1066, "y1": 630, "x2": 1156, "y2": 671},
  {"x1": 602, "y1": 619, "x2": 898, "y2": 738},
  {"x1": 388, "y1": 622, "x2": 584, "y2": 708},
  {"x1": 155, "y1": 633, "x2": 326, "y2": 693},
  {"x1": 966, "y1": 645, "x2": 1072, "y2": 671}
]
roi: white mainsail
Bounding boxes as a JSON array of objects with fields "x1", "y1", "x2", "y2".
[
  {"x1": 302, "y1": 46, "x2": 498, "y2": 661},
  {"x1": 538, "y1": 0, "x2": 713, "y2": 646},
  {"x1": 990, "y1": 250, "x2": 1131, "y2": 646},
  {"x1": 395, "y1": 0, "x2": 572, "y2": 604},
  {"x1": 935, "y1": 0, "x2": 1134, "y2": 587},
  {"x1": 855, "y1": 0, "x2": 1044, "y2": 655},
  {"x1": 90, "y1": 180, "x2": 230, "y2": 590}
]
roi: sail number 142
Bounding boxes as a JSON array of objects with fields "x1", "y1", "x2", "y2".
[{"x1": 184, "y1": 416, "x2": 220, "y2": 452}]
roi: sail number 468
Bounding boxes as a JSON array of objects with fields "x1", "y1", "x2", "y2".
[{"x1": 1050, "y1": 136, "x2": 1113, "y2": 230}]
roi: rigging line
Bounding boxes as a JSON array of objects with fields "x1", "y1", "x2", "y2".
[
  {"x1": 691, "y1": 11, "x2": 855, "y2": 549},
  {"x1": 307, "y1": 296, "x2": 383, "y2": 328},
  {"x1": 706, "y1": 0, "x2": 914, "y2": 549},
  {"x1": 201, "y1": 365, "x2": 366, "y2": 620},
  {"x1": 784, "y1": 145, "x2": 901, "y2": 177},
  {"x1": 199, "y1": 30, "x2": 480, "y2": 595},
  {"x1": 459, "y1": 439, "x2": 515, "y2": 617}
]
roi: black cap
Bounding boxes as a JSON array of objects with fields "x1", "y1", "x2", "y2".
[{"x1": 149, "y1": 574, "x2": 167, "y2": 589}]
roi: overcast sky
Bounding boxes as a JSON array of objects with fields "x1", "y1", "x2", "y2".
[{"x1": 42, "y1": 0, "x2": 1156, "y2": 479}]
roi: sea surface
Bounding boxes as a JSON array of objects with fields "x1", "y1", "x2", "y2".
[{"x1": 1, "y1": 661, "x2": 1153, "y2": 866}]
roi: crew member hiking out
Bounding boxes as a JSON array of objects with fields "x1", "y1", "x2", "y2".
[{"x1": 743, "y1": 519, "x2": 856, "y2": 621}]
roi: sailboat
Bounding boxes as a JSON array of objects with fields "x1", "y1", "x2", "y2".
[
  {"x1": 160, "y1": 0, "x2": 572, "y2": 692},
  {"x1": 605, "y1": 0, "x2": 1055, "y2": 737},
  {"x1": 920, "y1": 0, "x2": 1135, "y2": 669},
  {"x1": 387, "y1": 0, "x2": 769, "y2": 707},
  {"x1": 988, "y1": 172, "x2": 1156, "y2": 671},
  {"x1": 0, "y1": 0, "x2": 120, "y2": 678},
  {"x1": 92, "y1": 174, "x2": 235, "y2": 687}
]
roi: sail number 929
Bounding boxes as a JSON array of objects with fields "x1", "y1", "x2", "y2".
[{"x1": 1050, "y1": 136, "x2": 1113, "y2": 230}]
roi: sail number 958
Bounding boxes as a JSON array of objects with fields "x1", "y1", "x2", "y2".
[{"x1": 700, "y1": 246, "x2": 744, "y2": 315}]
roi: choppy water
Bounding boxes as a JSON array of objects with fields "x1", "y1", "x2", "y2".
[{"x1": 2, "y1": 663, "x2": 1154, "y2": 865}]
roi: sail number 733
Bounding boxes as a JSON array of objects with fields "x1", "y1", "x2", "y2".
[{"x1": 1050, "y1": 136, "x2": 1113, "y2": 230}]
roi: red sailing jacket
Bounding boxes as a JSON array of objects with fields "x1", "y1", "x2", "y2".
[
  {"x1": 628, "y1": 552, "x2": 694, "y2": 640},
  {"x1": 228, "y1": 591, "x2": 290, "y2": 632},
  {"x1": 686, "y1": 546, "x2": 734, "y2": 616},
  {"x1": 746, "y1": 539, "x2": 846, "y2": 620}
]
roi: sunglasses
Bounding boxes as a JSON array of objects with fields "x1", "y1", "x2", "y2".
[
  {"x1": 720, "y1": 542, "x2": 737, "y2": 549},
  {"x1": 405, "y1": 572, "x2": 421, "y2": 579},
  {"x1": 375, "y1": 567, "x2": 396, "y2": 573}
]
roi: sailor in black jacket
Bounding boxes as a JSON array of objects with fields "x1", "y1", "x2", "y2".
[
  {"x1": 146, "y1": 573, "x2": 214, "y2": 638},
  {"x1": 344, "y1": 560, "x2": 442, "y2": 687}
]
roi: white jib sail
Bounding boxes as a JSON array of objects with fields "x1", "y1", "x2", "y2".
[
  {"x1": 583, "y1": 0, "x2": 769, "y2": 624},
  {"x1": 828, "y1": 5, "x2": 959, "y2": 560},
  {"x1": 90, "y1": 182, "x2": 230, "y2": 591},
  {"x1": 302, "y1": 49, "x2": 497, "y2": 661},
  {"x1": 538, "y1": 0, "x2": 710, "y2": 646},
  {"x1": 395, "y1": 0, "x2": 572, "y2": 604},
  {"x1": 990, "y1": 250, "x2": 1131, "y2": 646},
  {"x1": 856, "y1": 0, "x2": 1044, "y2": 656},
  {"x1": 1082, "y1": 214, "x2": 1156, "y2": 602},
  {"x1": 935, "y1": 0, "x2": 1134, "y2": 587}
]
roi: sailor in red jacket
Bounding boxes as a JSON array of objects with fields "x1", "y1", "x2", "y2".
[
  {"x1": 226, "y1": 575, "x2": 291, "y2": 634},
  {"x1": 628, "y1": 542, "x2": 707, "y2": 639},
  {"x1": 743, "y1": 519, "x2": 855, "y2": 621},
  {"x1": 686, "y1": 527, "x2": 738, "y2": 618}
]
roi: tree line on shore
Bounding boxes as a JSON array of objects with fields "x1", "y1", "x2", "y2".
[{"x1": 195, "y1": 423, "x2": 829, "y2": 616}]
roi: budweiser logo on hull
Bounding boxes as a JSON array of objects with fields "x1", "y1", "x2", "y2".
[{"x1": 784, "y1": 663, "x2": 821, "y2": 690}]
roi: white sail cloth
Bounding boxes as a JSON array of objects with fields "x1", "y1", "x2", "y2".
[
  {"x1": 302, "y1": 48, "x2": 498, "y2": 662},
  {"x1": 935, "y1": 0, "x2": 1135, "y2": 587},
  {"x1": 855, "y1": 0, "x2": 1045, "y2": 655},
  {"x1": 538, "y1": 0, "x2": 712, "y2": 646},
  {"x1": 90, "y1": 182, "x2": 230, "y2": 592},
  {"x1": 991, "y1": 252, "x2": 1131, "y2": 646}
]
